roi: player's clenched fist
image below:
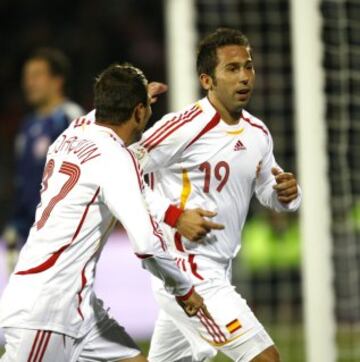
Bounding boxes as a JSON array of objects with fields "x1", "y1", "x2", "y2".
[
  {"x1": 176, "y1": 288, "x2": 212, "y2": 319},
  {"x1": 272, "y1": 167, "x2": 299, "y2": 204},
  {"x1": 176, "y1": 208, "x2": 225, "y2": 242}
]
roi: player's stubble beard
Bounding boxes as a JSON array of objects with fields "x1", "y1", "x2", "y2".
[
  {"x1": 130, "y1": 109, "x2": 150, "y2": 145},
  {"x1": 132, "y1": 129, "x2": 142, "y2": 144},
  {"x1": 130, "y1": 125, "x2": 144, "y2": 145}
]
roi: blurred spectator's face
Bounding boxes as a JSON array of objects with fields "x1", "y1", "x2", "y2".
[
  {"x1": 23, "y1": 59, "x2": 62, "y2": 108},
  {"x1": 212, "y1": 45, "x2": 255, "y2": 114}
]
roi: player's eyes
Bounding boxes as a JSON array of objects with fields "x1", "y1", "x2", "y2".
[{"x1": 226, "y1": 66, "x2": 238, "y2": 72}]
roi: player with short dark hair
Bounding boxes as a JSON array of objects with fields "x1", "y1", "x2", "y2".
[
  {"x1": 130, "y1": 28, "x2": 301, "y2": 362},
  {"x1": 196, "y1": 28, "x2": 250, "y2": 78},
  {"x1": 95, "y1": 63, "x2": 148, "y2": 124},
  {"x1": 0, "y1": 63, "x2": 210, "y2": 362}
]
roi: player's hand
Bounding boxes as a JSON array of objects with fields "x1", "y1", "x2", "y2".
[
  {"x1": 176, "y1": 208, "x2": 224, "y2": 242},
  {"x1": 176, "y1": 289, "x2": 212, "y2": 319},
  {"x1": 272, "y1": 167, "x2": 298, "y2": 204},
  {"x1": 148, "y1": 82, "x2": 168, "y2": 104}
]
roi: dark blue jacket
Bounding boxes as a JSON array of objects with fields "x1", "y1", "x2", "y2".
[{"x1": 9, "y1": 101, "x2": 84, "y2": 241}]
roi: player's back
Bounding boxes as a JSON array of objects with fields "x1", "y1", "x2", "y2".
[{"x1": 0, "y1": 111, "x2": 126, "y2": 338}]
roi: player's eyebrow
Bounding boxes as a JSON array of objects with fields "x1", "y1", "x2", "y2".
[
  {"x1": 224, "y1": 59, "x2": 253, "y2": 68},
  {"x1": 243, "y1": 58, "x2": 253, "y2": 65}
]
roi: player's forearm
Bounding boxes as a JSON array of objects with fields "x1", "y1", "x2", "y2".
[
  {"x1": 257, "y1": 184, "x2": 302, "y2": 212},
  {"x1": 137, "y1": 254, "x2": 193, "y2": 297},
  {"x1": 143, "y1": 182, "x2": 183, "y2": 225},
  {"x1": 271, "y1": 186, "x2": 302, "y2": 212}
]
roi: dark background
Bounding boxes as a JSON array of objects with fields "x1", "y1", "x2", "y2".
[{"x1": 0, "y1": 0, "x2": 167, "y2": 228}]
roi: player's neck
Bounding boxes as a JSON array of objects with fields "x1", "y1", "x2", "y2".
[
  {"x1": 36, "y1": 95, "x2": 65, "y2": 116},
  {"x1": 207, "y1": 94, "x2": 242, "y2": 125},
  {"x1": 95, "y1": 121, "x2": 133, "y2": 146}
]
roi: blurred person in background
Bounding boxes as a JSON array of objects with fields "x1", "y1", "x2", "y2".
[{"x1": 1, "y1": 48, "x2": 84, "y2": 272}]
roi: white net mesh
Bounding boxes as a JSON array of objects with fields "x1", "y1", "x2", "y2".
[{"x1": 321, "y1": 0, "x2": 360, "y2": 360}]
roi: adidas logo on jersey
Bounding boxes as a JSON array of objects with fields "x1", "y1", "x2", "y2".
[{"x1": 234, "y1": 139, "x2": 246, "y2": 151}]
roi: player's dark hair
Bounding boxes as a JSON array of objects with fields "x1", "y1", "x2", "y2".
[
  {"x1": 94, "y1": 63, "x2": 148, "y2": 124},
  {"x1": 196, "y1": 28, "x2": 250, "y2": 78},
  {"x1": 27, "y1": 48, "x2": 71, "y2": 94}
]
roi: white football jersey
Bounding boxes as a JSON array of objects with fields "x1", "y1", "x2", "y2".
[
  {"x1": 130, "y1": 97, "x2": 301, "y2": 263},
  {"x1": 0, "y1": 111, "x2": 190, "y2": 338}
]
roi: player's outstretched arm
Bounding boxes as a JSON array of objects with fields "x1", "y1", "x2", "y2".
[
  {"x1": 100, "y1": 147, "x2": 211, "y2": 317},
  {"x1": 176, "y1": 287, "x2": 212, "y2": 319},
  {"x1": 142, "y1": 182, "x2": 224, "y2": 241},
  {"x1": 140, "y1": 255, "x2": 210, "y2": 318}
]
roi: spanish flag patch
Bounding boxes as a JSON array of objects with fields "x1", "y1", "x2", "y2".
[{"x1": 226, "y1": 319, "x2": 242, "y2": 334}]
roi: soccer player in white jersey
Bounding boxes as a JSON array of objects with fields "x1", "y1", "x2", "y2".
[
  {"x1": 130, "y1": 28, "x2": 302, "y2": 362},
  {"x1": 0, "y1": 64, "x2": 212, "y2": 362}
]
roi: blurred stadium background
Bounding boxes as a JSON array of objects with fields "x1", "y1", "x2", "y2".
[{"x1": 0, "y1": 0, "x2": 359, "y2": 361}]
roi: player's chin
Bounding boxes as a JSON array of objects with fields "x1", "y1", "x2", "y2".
[
  {"x1": 231, "y1": 102, "x2": 247, "y2": 115},
  {"x1": 233, "y1": 98, "x2": 249, "y2": 110}
]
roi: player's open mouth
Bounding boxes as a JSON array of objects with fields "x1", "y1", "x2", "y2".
[{"x1": 236, "y1": 89, "x2": 250, "y2": 95}]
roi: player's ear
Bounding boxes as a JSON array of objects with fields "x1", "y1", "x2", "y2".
[
  {"x1": 133, "y1": 103, "x2": 146, "y2": 125},
  {"x1": 199, "y1": 73, "x2": 213, "y2": 91}
]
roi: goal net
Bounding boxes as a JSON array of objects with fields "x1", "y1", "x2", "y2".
[{"x1": 321, "y1": 0, "x2": 360, "y2": 359}]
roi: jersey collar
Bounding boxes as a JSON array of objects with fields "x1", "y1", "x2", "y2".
[
  {"x1": 199, "y1": 96, "x2": 244, "y2": 125},
  {"x1": 93, "y1": 123, "x2": 125, "y2": 145}
]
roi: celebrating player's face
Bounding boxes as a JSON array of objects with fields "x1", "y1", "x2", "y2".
[{"x1": 212, "y1": 45, "x2": 255, "y2": 117}]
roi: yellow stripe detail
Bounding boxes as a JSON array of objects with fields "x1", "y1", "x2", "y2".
[
  {"x1": 195, "y1": 101, "x2": 203, "y2": 111},
  {"x1": 226, "y1": 128, "x2": 244, "y2": 135},
  {"x1": 180, "y1": 169, "x2": 191, "y2": 209}
]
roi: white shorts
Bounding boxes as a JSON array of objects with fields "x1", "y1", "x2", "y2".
[
  {"x1": 149, "y1": 257, "x2": 274, "y2": 362},
  {"x1": 0, "y1": 313, "x2": 141, "y2": 361}
]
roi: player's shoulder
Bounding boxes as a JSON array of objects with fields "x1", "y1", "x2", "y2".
[
  {"x1": 242, "y1": 109, "x2": 271, "y2": 138},
  {"x1": 88, "y1": 124, "x2": 130, "y2": 161},
  {"x1": 140, "y1": 98, "x2": 212, "y2": 149},
  {"x1": 69, "y1": 109, "x2": 95, "y2": 128},
  {"x1": 156, "y1": 100, "x2": 205, "y2": 127},
  {"x1": 93, "y1": 138, "x2": 138, "y2": 179}
]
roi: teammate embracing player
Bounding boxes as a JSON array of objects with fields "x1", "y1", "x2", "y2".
[
  {"x1": 130, "y1": 28, "x2": 302, "y2": 362},
  {"x1": 0, "y1": 64, "x2": 212, "y2": 362}
]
